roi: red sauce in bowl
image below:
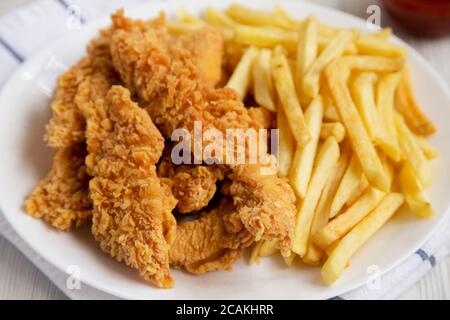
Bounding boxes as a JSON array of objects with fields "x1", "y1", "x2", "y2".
[{"x1": 383, "y1": 0, "x2": 450, "y2": 37}]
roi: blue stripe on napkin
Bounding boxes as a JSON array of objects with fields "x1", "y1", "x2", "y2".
[{"x1": 0, "y1": 36, "x2": 24, "y2": 62}]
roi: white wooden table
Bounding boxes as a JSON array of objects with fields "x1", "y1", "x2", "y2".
[{"x1": 0, "y1": 0, "x2": 449, "y2": 300}]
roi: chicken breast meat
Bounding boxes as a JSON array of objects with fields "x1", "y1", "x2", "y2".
[{"x1": 82, "y1": 85, "x2": 176, "y2": 288}]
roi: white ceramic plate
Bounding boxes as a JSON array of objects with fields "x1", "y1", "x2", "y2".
[{"x1": 0, "y1": 0, "x2": 449, "y2": 300}]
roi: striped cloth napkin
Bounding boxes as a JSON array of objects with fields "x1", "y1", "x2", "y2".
[{"x1": 0, "y1": 0, "x2": 449, "y2": 300}]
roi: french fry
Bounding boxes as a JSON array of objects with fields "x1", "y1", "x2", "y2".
[
  {"x1": 283, "y1": 252, "x2": 296, "y2": 266},
  {"x1": 277, "y1": 107, "x2": 295, "y2": 176},
  {"x1": 350, "y1": 72, "x2": 381, "y2": 141},
  {"x1": 167, "y1": 20, "x2": 234, "y2": 40},
  {"x1": 272, "y1": 47, "x2": 310, "y2": 146},
  {"x1": 234, "y1": 25, "x2": 297, "y2": 50},
  {"x1": 373, "y1": 28, "x2": 392, "y2": 39},
  {"x1": 375, "y1": 72, "x2": 401, "y2": 162},
  {"x1": 314, "y1": 152, "x2": 350, "y2": 227},
  {"x1": 249, "y1": 241, "x2": 262, "y2": 264},
  {"x1": 226, "y1": 3, "x2": 289, "y2": 29},
  {"x1": 318, "y1": 34, "x2": 357, "y2": 55},
  {"x1": 302, "y1": 243, "x2": 323, "y2": 266},
  {"x1": 324, "y1": 240, "x2": 340, "y2": 257},
  {"x1": 321, "y1": 84, "x2": 340, "y2": 121},
  {"x1": 320, "y1": 122, "x2": 346, "y2": 142},
  {"x1": 259, "y1": 240, "x2": 279, "y2": 256},
  {"x1": 399, "y1": 163, "x2": 434, "y2": 218},
  {"x1": 253, "y1": 49, "x2": 276, "y2": 111},
  {"x1": 167, "y1": 20, "x2": 203, "y2": 35},
  {"x1": 296, "y1": 16, "x2": 318, "y2": 106},
  {"x1": 329, "y1": 155, "x2": 364, "y2": 218},
  {"x1": 288, "y1": 97, "x2": 324, "y2": 198},
  {"x1": 318, "y1": 24, "x2": 340, "y2": 37},
  {"x1": 321, "y1": 193, "x2": 404, "y2": 285},
  {"x1": 274, "y1": 4, "x2": 300, "y2": 30},
  {"x1": 292, "y1": 137, "x2": 340, "y2": 256},
  {"x1": 203, "y1": 6, "x2": 236, "y2": 28},
  {"x1": 395, "y1": 112, "x2": 432, "y2": 188},
  {"x1": 303, "y1": 31, "x2": 354, "y2": 98},
  {"x1": 380, "y1": 153, "x2": 395, "y2": 189},
  {"x1": 324, "y1": 105, "x2": 340, "y2": 122},
  {"x1": 356, "y1": 36, "x2": 406, "y2": 57},
  {"x1": 415, "y1": 135, "x2": 438, "y2": 160},
  {"x1": 315, "y1": 187, "x2": 385, "y2": 249},
  {"x1": 226, "y1": 46, "x2": 259, "y2": 99},
  {"x1": 340, "y1": 55, "x2": 404, "y2": 72},
  {"x1": 395, "y1": 65, "x2": 436, "y2": 135},
  {"x1": 178, "y1": 7, "x2": 206, "y2": 25},
  {"x1": 346, "y1": 176, "x2": 370, "y2": 208},
  {"x1": 325, "y1": 60, "x2": 390, "y2": 192},
  {"x1": 304, "y1": 153, "x2": 349, "y2": 265}
]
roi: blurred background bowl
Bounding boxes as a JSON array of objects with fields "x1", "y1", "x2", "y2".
[{"x1": 383, "y1": 0, "x2": 450, "y2": 37}]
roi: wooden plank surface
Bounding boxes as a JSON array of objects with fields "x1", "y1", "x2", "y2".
[{"x1": 0, "y1": 0, "x2": 449, "y2": 300}]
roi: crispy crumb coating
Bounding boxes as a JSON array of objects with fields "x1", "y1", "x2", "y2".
[
  {"x1": 83, "y1": 85, "x2": 176, "y2": 288},
  {"x1": 110, "y1": 11, "x2": 260, "y2": 138},
  {"x1": 171, "y1": 165, "x2": 224, "y2": 213},
  {"x1": 157, "y1": 152, "x2": 226, "y2": 213},
  {"x1": 25, "y1": 143, "x2": 91, "y2": 230},
  {"x1": 109, "y1": 12, "x2": 296, "y2": 255},
  {"x1": 227, "y1": 165, "x2": 296, "y2": 256},
  {"x1": 45, "y1": 27, "x2": 118, "y2": 148},
  {"x1": 169, "y1": 198, "x2": 253, "y2": 273}
]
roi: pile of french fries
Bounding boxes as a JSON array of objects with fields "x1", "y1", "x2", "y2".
[{"x1": 168, "y1": 3, "x2": 438, "y2": 285}]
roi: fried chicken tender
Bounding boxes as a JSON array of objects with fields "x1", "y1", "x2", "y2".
[
  {"x1": 248, "y1": 107, "x2": 274, "y2": 129},
  {"x1": 157, "y1": 152, "x2": 226, "y2": 213},
  {"x1": 186, "y1": 27, "x2": 224, "y2": 86},
  {"x1": 109, "y1": 12, "x2": 296, "y2": 252},
  {"x1": 169, "y1": 198, "x2": 253, "y2": 273},
  {"x1": 171, "y1": 165, "x2": 224, "y2": 213},
  {"x1": 83, "y1": 85, "x2": 176, "y2": 288},
  {"x1": 110, "y1": 11, "x2": 260, "y2": 138},
  {"x1": 45, "y1": 27, "x2": 118, "y2": 148},
  {"x1": 24, "y1": 143, "x2": 91, "y2": 230},
  {"x1": 227, "y1": 164, "x2": 296, "y2": 256}
]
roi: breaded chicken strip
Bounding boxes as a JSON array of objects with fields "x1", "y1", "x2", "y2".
[
  {"x1": 110, "y1": 12, "x2": 260, "y2": 138},
  {"x1": 83, "y1": 86, "x2": 176, "y2": 288},
  {"x1": 25, "y1": 35, "x2": 116, "y2": 231},
  {"x1": 45, "y1": 27, "x2": 118, "y2": 148},
  {"x1": 184, "y1": 27, "x2": 223, "y2": 86},
  {"x1": 169, "y1": 198, "x2": 253, "y2": 273},
  {"x1": 226, "y1": 164, "x2": 296, "y2": 256},
  {"x1": 24, "y1": 143, "x2": 91, "y2": 230},
  {"x1": 171, "y1": 165, "x2": 224, "y2": 213},
  {"x1": 157, "y1": 151, "x2": 226, "y2": 213},
  {"x1": 109, "y1": 12, "x2": 295, "y2": 252}
]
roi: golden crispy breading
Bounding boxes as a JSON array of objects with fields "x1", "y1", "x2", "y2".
[
  {"x1": 160, "y1": 177, "x2": 178, "y2": 245},
  {"x1": 227, "y1": 164, "x2": 296, "y2": 256},
  {"x1": 248, "y1": 107, "x2": 274, "y2": 129},
  {"x1": 26, "y1": 29, "x2": 117, "y2": 231},
  {"x1": 172, "y1": 165, "x2": 224, "y2": 213},
  {"x1": 110, "y1": 12, "x2": 296, "y2": 256},
  {"x1": 84, "y1": 85, "x2": 175, "y2": 288},
  {"x1": 25, "y1": 143, "x2": 91, "y2": 230},
  {"x1": 110, "y1": 12, "x2": 261, "y2": 138},
  {"x1": 183, "y1": 27, "x2": 224, "y2": 86},
  {"x1": 169, "y1": 198, "x2": 253, "y2": 273},
  {"x1": 45, "y1": 27, "x2": 118, "y2": 148},
  {"x1": 157, "y1": 151, "x2": 225, "y2": 213}
]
